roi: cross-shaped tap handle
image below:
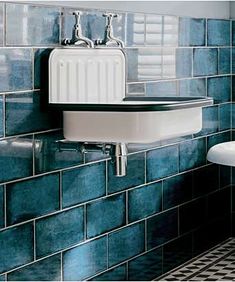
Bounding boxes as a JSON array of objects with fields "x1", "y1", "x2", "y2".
[{"x1": 103, "y1": 13, "x2": 118, "y2": 25}]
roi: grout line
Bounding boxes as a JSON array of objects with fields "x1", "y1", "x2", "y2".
[
  {"x1": 59, "y1": 171, "x2": 62, "y2": 210},
  {"x1": 60, "y1": 252, "x2": 63, "y2": 281},
  {"x1": 33, "y1": 220, "x2": 36, "y2": 260},
  {"x1": 144, "y1": 219, "x2": 147, "y2": 251},
  {"x1": 32, "y1": 135, "x2": 35, "y2": 176},
  {"x1": 106, "y1": 235, "x2": 109, "y2": 269}
]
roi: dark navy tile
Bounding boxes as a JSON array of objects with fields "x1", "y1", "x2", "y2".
[
  {"x1": 219, "y1": 48, "x2": 231, "y2": 74},
  {"x1": 6, "y1": 4, "x2": 60, "y2": 45},
  {"x1": 207, "y1": 131, "x2": 231, "y2": 150},
  {"x1": 0, "y1": 137, "x2": 33, "y2": 183},
  {"x1": 8, "y1": 254, "x2": 61, "y2": 281},
  {"x1": 128, "y1": 247, "x2": 162, "y2": 280},
  {"x1": 5, "y1": 91, "x2": 60, "y2": 136},
  {"x1": 146, "y1": 81, "x2": 177, "y2": 97},
  {"x1": 179, "y1": 18, "x2": 205, "y2": 46},
  {"x1": 90, "y1": 265, "x2": 126, "y2": 281},
  {"x1": 0, "y1": 49, "x2": 32, "y2": 92},
  {"x1": 193, "y1": 165, "x2": 219, "y2": 198},
  {"x1": 207, "y1": 19, "x2": 230, "y2": 46},
  {"x1": 0, "y1": 4, "x2": 3, "y2": 46},
  {"x1": 6, "y1": 173, "x2": 60, "y2": 226},
  {"x1": 36, "y1": 207, "x2": 84, "y2": 258},
  {"x1": 179, "y1": 198, "x2": 207, "y2": 234},
  {"x1": 220, "y1": 165, "x2": 231, "y2": 188},
  {"x1": 109, "y1": 222, "x2": 145, "y2": 267},
  {"x1": 179, "y1": 138, "x2": 206, "y2": 171},
  {"x1": 219, "y1": 103, "x2": 231, "y2": 131},
  {"x1": 0, "y1": 223, "x2": 33, "y2": 273},
  {"x1": 147, "y1": 208, "x2": 178, "y2": 249},
  {"x1": 34, "y1": 131, "x2": 84, "y2": 174},
  {"x1": 0, "y1": 186, "x2": 3, "y2": 228},
  {"x1": 87, "y1": 193, "x2": 126, "y2": 239},
  {"x1": 128, "y1": 182, "x2": 162, "y2": 222},
  {"x1": 179, "y1": 78, "x2": 206, "y2": 97},
  {"x1": 208, "y1": 76, "x2": 231, "y2": 104},
  {"x1": 126, "y1": 13, "x2": 145, "y2": 46},
  {"x1": 63, "y1": 237, "x2": 107, "y2": 281},
  {"x1": 163, "y1": 234, "x2": 192, "y2": 273},
  {"x1": 108, "y1": 153, "x2": 145, "y2": 194},
  {"x1": 176, "y1": 48, "x2": 192, "y2": 78},
  {"x1": 194, "y1": 106, "x2": 218, "y2": 137},
  {"x1": 163, "y1": 173, "x2": 193, "y2": 210},
  {"x1": 193, "y1": 48, "x2": 217, "y2": 76},
  {"x1": 147, "y1": 145, "x2": 179, "y2": 182},
  {"x1": 62, "y1": 161, "x2": 106, "y2": 208}
]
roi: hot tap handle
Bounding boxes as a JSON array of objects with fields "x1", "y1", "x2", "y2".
[{"x1": 103, "y1": 13, "x2": 118, "y2": 25}]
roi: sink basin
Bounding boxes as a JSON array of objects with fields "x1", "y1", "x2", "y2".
[
  {"x1": 52, "y1": 96, "x2": 213, "y2": 143},
  {"x1": 207, "y1": 141, "x2": 235, "y2": 166}
]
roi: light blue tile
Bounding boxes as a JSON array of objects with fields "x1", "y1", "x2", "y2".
[
  {"x1": 219, "y1": 104, "x2": 231, "y2": 131},
  {"x1": 126, "y1": 48, "x2": 139, "y2": 82},
  {"x1": 207, "y1": 131, "x2": 230, "y2": 150},
  {"x1": 178, "y1": 78, "x2": 206, "y2": 97},
  {"x1": 176, "y1": 48, "x2": 192, "y2": 78},
  {"x1": 193, "y1": 48, "x2": 218, "y2": 76},
  {"x1": 63, "y1": 237, "x2": 107, "y2": 281},
  {"x1": 179, "y1": 18, "x2": 205, "y2": 46},
  {"x1": 179, "y1": 138, "x2": 206, "y2": 171},
  {"x1": 0, "y1": 49, "x2": 32, "y2": 92},
  {"x1": 128, "y1": 182, "x2": 162, "y2": 222},
  {"x1": 108, "y1": 153, "x2": 145, "y2": 194},
  {"x1": 219, "y1": 48, "x2": 231, "y2": 74},
  {"x1": 146, "y1": 145, "x2": 179, "y2": 182},
  {"x1": 6, "y1": 173, "x2": 60, "y2": 226},
  {"x1": 62, "y1": 161, "x2": 106, "y2": 208},
  {"x1": 194, "y1": 106, "x2": 218, "y2": 137},
  {"x1": 0, "y1": 136, "x2": 33, "y2": 183},
  {"x1": 36, "y1": 207, "x2": 84, "y2": 258},
  {"x1": 208, "y1": 76, "x2": 231, "y2": 104},
  {"x1": 6, "y1": 4, "x2": 60, "y2": 45},
  {"x1": 90, "y1": 265, "x2": 126, "y2": 281},
  {"x1": 146, "y1": 81, "x2": 177, "y2": 96},
  {"x1": 5, "y1": 91, "x2": 60, "y2": 136},
  {"x1": 7, "y1": 254, "x2": 61, "y2": 281},
  {"x1": 87, "y1": 193, "x2": 126, "y2": 239},
  {"x1": 0, "y1": 4, "x2": 4, "y2": 46},
  {"x1": 126, "y1": 13, "x2": 145, "y2": 46},
  {"x1": 127, "y1": 83, "x2": 145, "y2": 96},
  {"x1": 0, "y1": 186, "x2": 4, "y2": 228},
  {"x1": 0, "y1": 223, "x2": 33, "y2": 273},
  {"x1": 207, "y1": 19, "x2": 230, "y2": 46},
  {"x1": 109, "y1": 222, "x2": 145, "y2": 267}
]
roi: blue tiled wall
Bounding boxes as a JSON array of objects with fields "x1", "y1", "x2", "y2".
[{"x1": 0, "y1": 2, "x2": 233, "y2": 281}]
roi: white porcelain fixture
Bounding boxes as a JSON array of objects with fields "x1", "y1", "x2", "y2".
[{"x1": 207, "y1": 141, "x2": 235, "y2": 166}]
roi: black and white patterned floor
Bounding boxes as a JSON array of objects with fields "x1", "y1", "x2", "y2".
[{"x1": 161, "y1": 239, "x2": 235, "y2": 281}]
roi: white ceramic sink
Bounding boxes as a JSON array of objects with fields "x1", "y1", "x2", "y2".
[{"x1": 207, "y1": 141, "x2": 235, "y2": 166}]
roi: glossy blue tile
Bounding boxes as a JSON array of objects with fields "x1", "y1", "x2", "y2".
[
  {"x1": 193, "y1": 48, "x2": 217, "y2": 76},
  {"x1": 34, "y1": 131, "x2": 83, "y2": 174},
  {"x1": 36, "y1": 207, "x2": 84, "y2": 258},
  {"x1": 6, "y1": 4, "x2": 60, "y2": 45},
  {"x1": 90, "y1": 265, "x2": 126, "y2": 281},
  {"x1": 87, "y1": 193, "x2": 126, "y2": 239},
  {"x1": 6, "y1": 173, "x2": 60, "y2": 226},
  {"x1": 179, "y1": 18, "x2": 205, "y2": 46},
  {"x1": 63, "y1": 237, "x2": 107, "y2": 281},
  {"x1": 62, "y1": 161, "x2": 106, "y2": 208},
  {"x1": 179, "y1": 138, "x2": 206, "y2": 171},
  {"x1": 128, "y1": 247, "x2": 162, "y2": 280},
  {"x1": 5, "y1": 91, "x2": 59, "y2": 136},
  {"x1": 208, "y1": 76, "x2": 231, "y2": 104},
  {"x1": 163, "y1": 173, "x2": 193, "y2": 210},
  {"x1": 207, "y1": 131, "x2": 231, "y2": 150},
  {"x1": 0, "y1": 49, "x2": 32, "y2": 92},
  {"x1": 0, "y1": 275, "x2": 5, "y2": 281},
  {"x1": 219, "y1": 104, "x2": 231, "y2": 131},
  {"x1": 146, "y1": 81, "x2": 177, "y2": 97},
  {"x1": 147, "y1": 208, "x2": 178, "y2": 249},
  {"x1": 108, "y1": 153, "x2": 145, "y2": 194},
  {"x1": 128, "y1": 182, "x2": 162, "y2": 222},
  {"x1": 0, "y1": 223, "x2": 33, "y2": 273},
  {"x1": 218, "y1": 48, "x2": 231, "y2": 74},
  {"x1": 0, "y1": 136, "x2": 33, "y2": 183},
  {"x1": 207, "y1": 19, "x2": 230, "y2": 46},
  {"x1": 194, "y1": 106, "x2": 218, "y2": 137},
  {"x1": 8, "y1": 254, "x2": 61, "y2": 281},
  {"x1": 0, "y1": 186, "x2": 3, "y2": 228},
  {"x1": 179, "y1": 78, "x2": 206, "y2": 97},
  {"x1": 176, "y1": 48, "x2": 192, "y2": 78},
  {"x1": 146, "y1": 145, "x2": 179, "y2": 182},
  {"x1": 109, "y1": 222, "x2": 145, "y2": 267}
]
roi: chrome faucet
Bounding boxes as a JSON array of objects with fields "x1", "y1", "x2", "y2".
[
  {"x1": 62, "y1": 11, "x2": 94, "y2": 48},
  {"x1": 95, "y1": 13, "x2": 124, "y2": 47}
]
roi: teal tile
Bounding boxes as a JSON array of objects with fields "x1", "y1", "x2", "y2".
[
  {"x1": 90, "y1": 265, "x2": 126, "y2": 281},
  {"x1": 193, "y1": 48, "x2": 217, "y2": 76},
  {"x1": 207, "y1": 19, "x2": 230, "y2": 46},
  {"x1": 208, "y1": 76, "x2": 231, "y2": 104},
  {"x1": 179, "y1": 18, "x2": 205, "y2": 46}
]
